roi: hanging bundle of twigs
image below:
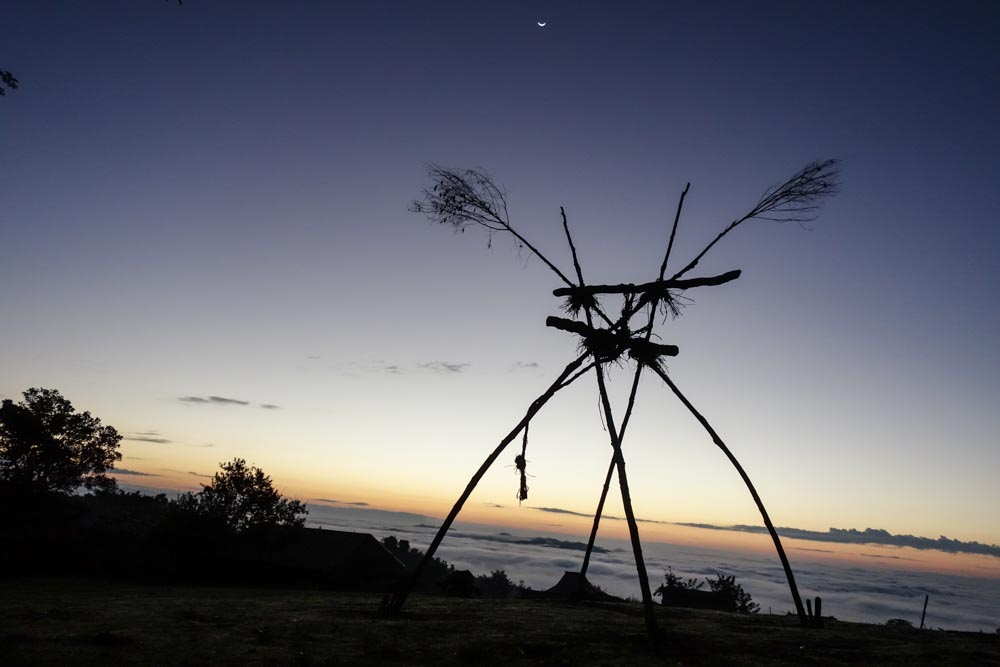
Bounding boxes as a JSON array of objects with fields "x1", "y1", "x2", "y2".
[{"x1": 515, "y1": 421, "x2": 529, "y2": 502}]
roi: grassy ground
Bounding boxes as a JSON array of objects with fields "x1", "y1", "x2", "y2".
[{"x1": 1, "y1": 579, "x2": 998, "y2": 665}]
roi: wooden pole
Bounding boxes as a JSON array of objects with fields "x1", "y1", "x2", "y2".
[
  {"x1": 552, "y1": 269, "x2": 741, "y2": 298},
  {"x1": 560, "y1": 207, "x2": 658, "y2": 638},
  {"x1": 579, "y1": 457, "x2": 617, "y2": 588},
  {"x1": 379, "y1": 353, "x2": 591, "y2": 616},
  {"x1": 592, "y1": 365, "x2": 659, "y2": 638},
  {"x1": 578, "y1": 183, "x2": 689, "y2": 592},
  {"x1": 580, "y1": 183, "x2": 688, "y2": 612},
  {"x1": 650, "y1": 366, "x2": 809, "y2": 626},
  {"x1": 920, "y1": 594, "x2": 929, "y2": 629}
]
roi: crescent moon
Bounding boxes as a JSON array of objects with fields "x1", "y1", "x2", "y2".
[{"x1": 537, "y1": 21, "x2": 547, "y2": 27}]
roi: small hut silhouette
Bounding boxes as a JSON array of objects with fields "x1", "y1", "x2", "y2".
[
  {"x1": 544, "y1": 571, "x2": 616, "y2": 601},
  {"x1": 380, "y1": 161, "x2": 839, "y2": 638}
]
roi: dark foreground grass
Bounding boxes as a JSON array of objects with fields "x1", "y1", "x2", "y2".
[{"x1": 1, "y1": 579, "x2": 997, "y2": 665}]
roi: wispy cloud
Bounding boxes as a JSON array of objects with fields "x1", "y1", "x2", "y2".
[
  {"x1": 419, "y1": 361, "x2": 470, "y2": 373},
  {"x1": 530, "y1": 506, "x2": 592, "y2": 518},
  {"x1": 126, "y1": 435, "x2": 172, "y2": 444},
  {"x1": 511, "y1": 361, "x2": 539, "y2": 371},
  {"x1": 260, "y1": 403, "x2": 281, "y2": 410},
  {"x1": 529, "y1": 506, "x2": 669, "y2": 526},
  {"x1": 860, "y1": 553, "x2": 913, "y2": 561},
  {"x1": 125, "y1": 431, "x2": 212, "y2": 448},
  {"x1": 161, "y1": 469, "x2": 211, "y2": 478},
  {"x1": 125, "y1": 430, "x2": 172, "y2": 444},
  {"x1": 339, "y1": 360, "x2": 470, "y2": 376},
  {"x1": 306, "y1": 355, "x2": 321, "y2": 360},
  {"x1": 179, "y1": 395, "x2": 250, "y2": 406},
  {"x1": 110, "y1": 468, "x2": 160, "y2": 477},
  {"x1": 310, "y1": 498, "x2": 369, "y2": 507}
]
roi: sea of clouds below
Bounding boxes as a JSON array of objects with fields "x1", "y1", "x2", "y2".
[{"x1": 306, "y1": 504, "x2": 1000, "y2": 633}]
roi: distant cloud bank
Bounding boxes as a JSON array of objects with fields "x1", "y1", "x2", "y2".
[
  {"x1": 450, "y1": 532, "x2": 612, "y2": 554},
  {"x1": 676, "y1": 523, "x2": 1000, "y2": 558},
  {"x1": 530, "y1": 507, "x2": 1000, "y2": 558}
]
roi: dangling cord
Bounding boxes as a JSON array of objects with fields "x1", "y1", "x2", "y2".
[{"x1": 515, "y1": 420, "x2": 529, "y2": 503}]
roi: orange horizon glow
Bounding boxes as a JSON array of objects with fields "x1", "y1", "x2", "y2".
[{"x1": 114, "y1": 472, "x2": 1000, "y2": 581}]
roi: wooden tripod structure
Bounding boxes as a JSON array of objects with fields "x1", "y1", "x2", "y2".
[{"x1": 379, "y1": 160, "x2": 839, "y2": 639}]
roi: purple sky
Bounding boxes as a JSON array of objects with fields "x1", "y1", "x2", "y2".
[{"x1": 2, "y1": 2, "x2": 999, "y2": 548}]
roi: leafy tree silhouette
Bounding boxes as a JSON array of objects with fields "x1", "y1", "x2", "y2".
[
  {"x1": 653, "y1": 566, "x2": 703, "y2": 595},
  {"x1": 0, "y1": 388, "x2": 120, "y2": 493},
  {"x1": 706, "y1": 573, "x2": 760, "y2": 614},
  {"x1": 476, "y1": 569, "x2": 521, "y2": 599},
  {"x1": 381, "y1": 535, "x2": 454, "y2": 592},
  {"x1": 177, "y1": 458, "x2": 307, "y2": 533}
]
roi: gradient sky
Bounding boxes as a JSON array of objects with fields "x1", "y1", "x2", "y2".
[{"x1": 3, "y1": 2, "x2": 999, "y2": 553}]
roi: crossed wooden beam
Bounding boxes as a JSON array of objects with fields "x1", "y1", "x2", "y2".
[{"x1": 380, "y1": 161, "x2": 838, "y2": 638}]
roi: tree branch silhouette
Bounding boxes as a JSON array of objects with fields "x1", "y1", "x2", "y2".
[{"x1": 0, "y1": 70, "x2": 19, "y2": 96}]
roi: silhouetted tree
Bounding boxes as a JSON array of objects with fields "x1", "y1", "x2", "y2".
[
  {"x1": 475, "y1": 569, "x2": 520, "y2": 598},
  {"x1": 706, "y1": 573, "x2": 760, "y2": 614},
  {"x1": 381, "y1": 535, "x2": 455, "y2": 592},
  {"x1": 180, "y1": 458, "x2": 307, "y2": 533},
  {"x1": 439, "y1": 569, "x2": 480, "y2": 597},
  {"x1": 0, "y1": 388, "x2": 120, "y2": 493},
  {"x1": 653, "y1": 566, "x2": 703, "y2": 596}
]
